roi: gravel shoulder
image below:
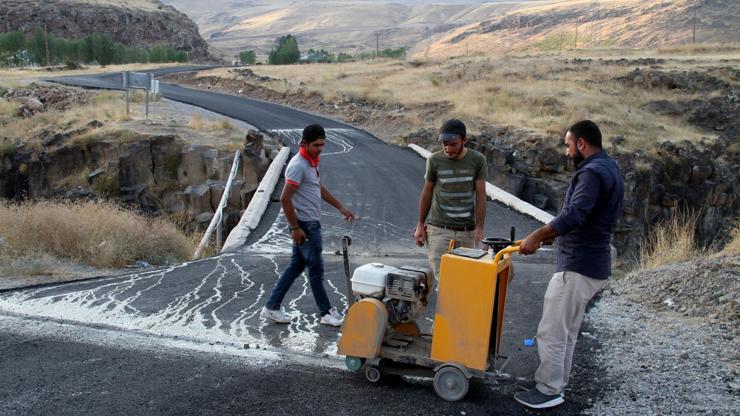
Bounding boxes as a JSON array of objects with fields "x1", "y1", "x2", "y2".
[{"x1": 585, "y1": 255, "x2": 739, "y2": 415}]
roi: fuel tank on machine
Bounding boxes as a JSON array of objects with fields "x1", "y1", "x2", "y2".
[{"x1": 337, "y1": 298, "x2": 387, "y2": 359}]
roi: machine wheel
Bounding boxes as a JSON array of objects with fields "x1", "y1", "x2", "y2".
[
  {"x1": 345, "y1": 356, "x2": 365, "y2": 372},
  {"x1": 365, "y1": 365, "x2": 382, "y2": 383},
  {"x1": 433, "y1": 366, "x2": 469, "y2": 402}
]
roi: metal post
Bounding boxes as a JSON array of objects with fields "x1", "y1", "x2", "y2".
[
  {"x1": 342, "y1": 236, "x2": 354, "y2": 307},
  {"x1": 122, "y1": 72, "x2": 130, "y2": 117},
  {"x1": 145, "y1": 89, "x2": 149, "y2": 120},
  {"x1": 216, "y1": 219, "x2": 223, "y2": 252},
  {"x1": 692, "y1": 2, "x2": 697, "y2": 43},
  {"x1": 193, "y1": 150, "x2": 241, "y2": 259}
]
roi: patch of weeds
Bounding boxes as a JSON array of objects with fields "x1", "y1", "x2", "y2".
[
  {"x1": 0, "y1": 141, "x2": 14, "y2": 157},
  {"x1": 92, "y1": 174, "x2": 119, "y2": 198},
  {"x1": 162, "y1": 153, "x2": 181, "y2": 179},
  {"x1": 219, "y1": 119, "x2": 234, "y2": 130},
  {"x1": 55, "y1": 168, "x2": 89, "y2": 189},
  {"x1": 74, "y1": 131, "x2": 102, "y2": 146},
  {"x1": 429, "y1": 73, "x2": 444, "y2": 87}
]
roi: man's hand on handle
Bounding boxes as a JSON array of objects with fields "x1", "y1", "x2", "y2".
[{"x1": 519, "y1": 224, "x2": 557, "y2": 255}]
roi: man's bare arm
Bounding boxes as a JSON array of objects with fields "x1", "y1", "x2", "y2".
[
  {"x1": 320, "y1": 185, "x2": 355, "y2": 222},
  {"x1": 413, "y1": 180, "x2": 434, "y2": 247},
  {"x1": 280, "y1": 183, "x2": 306, "y2": 245},
  {"x1": 519, "y1": 224, "x2": 557, "y2": 255}
]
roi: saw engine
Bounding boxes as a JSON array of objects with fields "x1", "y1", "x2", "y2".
[{"x1": 350, "y1": 263, "x2": 432, "y2": 324}]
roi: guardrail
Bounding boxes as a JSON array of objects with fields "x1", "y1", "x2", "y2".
[
  {"x1": 407, "y1": 144, "x2": 555, "y2": 224},
  {"x1": 193, "y1": 150, "x2": 241, "y2": 259}
]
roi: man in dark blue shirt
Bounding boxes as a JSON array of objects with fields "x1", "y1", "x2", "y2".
[{"x1": 514, "y1": 120, "x2": 624, "y2": 410}]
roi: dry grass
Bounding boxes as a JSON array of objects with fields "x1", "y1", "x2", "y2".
[
  {"x1": 0, "y1": 90, "x2": 128, "y2": 146},
  {"x1": 657, "y1": 43, "x2": 740, "y2": 55},
  {"x1": 0, "y1": 98, "x2": 18, "y2": 119},
  {"x1": 188, "y1": 113, "x2": 235, "y2": 132},
  {"x1": 0, "y1": 200, "x2": 195, "y2": 269},
  {"x1": 718, "y1": 219, "x2": 740, "y2": 257},
  {"x1": 639, "y1": 210, "x2": 701, "y2": 270},
  {"x1": 0, "y1": 63, "x2": 184, "y2": 83},
  {"x1": 242, "y1": 54, "x2": 720, "y2": 148}
]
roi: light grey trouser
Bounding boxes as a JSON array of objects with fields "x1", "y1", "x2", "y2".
[
  {"x1": 425, "y1": 224, "x2": 475, "y2": 288},
  {"x1": 535, "y1": 271, "x2": 607, "y2": 396}
]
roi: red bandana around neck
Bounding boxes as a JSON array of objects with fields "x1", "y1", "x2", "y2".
[{"x1": 299, "y1": 146, "x2": 320, "y2": 167}]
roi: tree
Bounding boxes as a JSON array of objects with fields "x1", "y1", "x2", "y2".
[
  {"x1": 239, "y1": 50, "x2": 256, "y2": 65},
  {"x1": 268, "y1": 35, "x2": 299, "y2": 65},
  {"x1": 0, "y1": 31, "x2": 26, "y2": 66},
  {"x1": 90, "y1": 33, "x2": 115, "y2": 66},
  {"x1": 28, "y1": 26, "x2": 47, "y2": 65}
]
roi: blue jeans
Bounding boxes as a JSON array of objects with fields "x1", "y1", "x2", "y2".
[{"x1": 265, "y1": 220, "x2": 332, "y2": 315}]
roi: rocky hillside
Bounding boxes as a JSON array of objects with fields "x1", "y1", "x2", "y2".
[
  {"x1": 162, "y1": 0, "x2": 529, "y2": 57},
  {"x1": 0, "y1": 0, "x2": 211, "y2": 61},
  {"x1": 421, "y1": 0, "x2": 740, "y2": 58},
  {"x1": 0, "y1": 85, "x2": 272, "y2": 233},
  {"x1": 163, "y1": 0, "x2": 738, "y2": 60},
  {"x1": 402, "y1": 66, "x2": 739, "y2": 262}
]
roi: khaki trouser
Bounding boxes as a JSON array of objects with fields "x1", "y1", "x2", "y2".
[
  {"x1": 425, "y1": 224, "x2": 475, "y2": 288},
  {"x1": 534, "y1": 271, "x2": 607, "y2": 396}
]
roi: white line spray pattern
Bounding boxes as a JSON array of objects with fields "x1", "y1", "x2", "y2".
[{"x1": 0, "y1": 128, "x2": 418, "y2": 357}]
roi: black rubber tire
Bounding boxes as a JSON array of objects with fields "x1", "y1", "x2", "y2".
[
  {"x1": 433, "y1": 366, "x2": 469, "y2": 402},
  {"x1": 365, "y1": 366, "x2": 381, "y2": 383}
]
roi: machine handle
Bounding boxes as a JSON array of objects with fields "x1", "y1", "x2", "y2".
[
  {"x1": 492, "y1": 240, "x2": 522, "y2": 264},
  {"x1": 342, "y1": 236, "x2": 355, "y2": 307}
]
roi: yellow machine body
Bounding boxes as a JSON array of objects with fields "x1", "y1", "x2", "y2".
[
  {"x1": 337, "y1": 298, "x2": 387, "y2": 358},
  {"x1": 430, "y1": 250, "x2": 513, "y2": 372}
]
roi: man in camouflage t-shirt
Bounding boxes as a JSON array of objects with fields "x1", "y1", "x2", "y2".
[{"x1": 413, "y1": 119, "x2": 487, "y2": 283}]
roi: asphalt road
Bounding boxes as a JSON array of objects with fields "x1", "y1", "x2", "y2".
[{"x1": 0, "y1": 69, "x2": 595, "y2": 415}]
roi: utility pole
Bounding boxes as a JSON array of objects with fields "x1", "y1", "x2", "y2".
[
  {"x1": 591, "y1": 0, "x2": 597, "y2": 45},
  {"x1": 43, "y1": 23, "x2": 50, "y2": 67},
  {"x1": 574, "y1": 24, "x2": 579, "y2": 49},
  {"x1": 376, "y1": 32, "x2": 380, "y2": 57},
  {"x1": 692, "y1": 1, "x2": 697, "y2": 43},
  {"x1": 560, "y1": 32, "x2": 564, "y2": 53}
]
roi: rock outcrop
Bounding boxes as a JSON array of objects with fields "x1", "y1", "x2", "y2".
[
  {"x1": 0, "y1": 0, "x2": 210, "y2": 61},
  {"x1": 0, "y1": 129, "x2": 271, "y2": 233},
  {"x1": 405, "y1": 126, "x2": 739, "y2": 263}
]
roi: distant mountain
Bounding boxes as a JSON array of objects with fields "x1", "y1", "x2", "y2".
[
  {"x1": 0, "y1": 0, "x2": 212, "y2": 60},
  {"x1": 161, "y1": 0, "x2": 534, "y2": 57},
  {"x1": 418, "y1": 0, "x2": 740, "y2": 58},
  {"x1": 162, "y1": 0, "x2": 739, "y2": 59}
]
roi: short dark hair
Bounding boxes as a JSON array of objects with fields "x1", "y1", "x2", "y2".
[
  {"x1": 439, "y1": 118, "x2": 466, "y2": 141},
  {"x1": 567, "y1": 120, "x2": 602, "y2": 148},
  {"x1": 302, "y1": 124, "x2": 325, "y2": 143}
]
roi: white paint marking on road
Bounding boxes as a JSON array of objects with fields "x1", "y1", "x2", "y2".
[{"x1": 268, "y1": 128, "x2": 354, "y2": 156}]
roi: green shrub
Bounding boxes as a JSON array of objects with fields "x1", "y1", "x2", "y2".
[{"x1": 92, "y1": 174, "x2": 119, "y2": 197}]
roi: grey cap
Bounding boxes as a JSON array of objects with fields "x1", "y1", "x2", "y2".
[{"x1": 439, "y1": 119, "x2": 466, "y2": 141}]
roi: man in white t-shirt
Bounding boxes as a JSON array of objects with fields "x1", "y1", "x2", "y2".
[{"x1": 262, "y1": 124, "x2": 355, "y2": 327}]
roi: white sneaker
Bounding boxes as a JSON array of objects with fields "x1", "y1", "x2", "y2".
[
  {"x1": 261, "y1": 306, "x2": 290, "y2": 324},
  {"x1": 320, "y1": 307, "x2": 344, "y2": 327}
]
